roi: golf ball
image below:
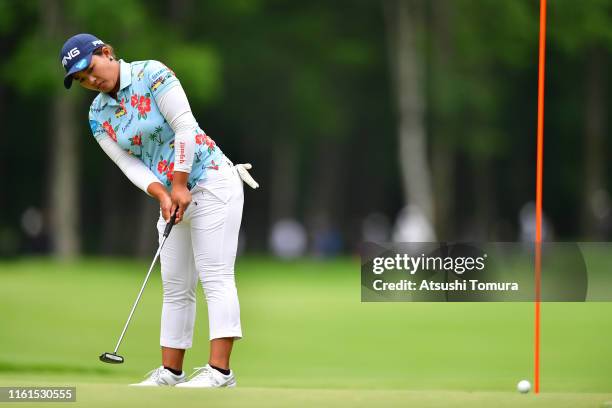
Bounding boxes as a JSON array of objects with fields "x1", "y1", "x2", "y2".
[{"x1": 517, "y1": 380, "x2": 531, "y2": 393}]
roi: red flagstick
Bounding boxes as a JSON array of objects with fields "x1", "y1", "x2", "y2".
[{"x1": 535, "y1": 0, "x2": 547, "y2": 395}]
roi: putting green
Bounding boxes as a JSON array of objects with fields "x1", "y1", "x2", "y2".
[
  {"x1": 0, "y1": 380, "x2": 611, "y2": 408},
  {"x1": 0, "y1": 257, "x2": 610, "y2": 407}
]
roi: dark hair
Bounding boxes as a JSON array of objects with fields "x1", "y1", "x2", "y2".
[{"x1": 93, "y1": 44, "x2": 117, "y2": 59}]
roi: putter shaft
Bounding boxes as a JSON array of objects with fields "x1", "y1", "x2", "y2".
[
  {"x1": 112, "y1": 237, "x2": 167, "y2": 354},
  {"x1": 109, "y1": 211, "x2": 177, "y2": 357}
]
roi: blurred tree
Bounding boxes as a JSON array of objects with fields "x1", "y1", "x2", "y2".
[
  {"x1": 4, "y1": 0, "x2": 83, "y2": 258},
  {"x1": 2, "y1": 0, "x2": 223, "y2": 257},
  {"x1": 582, "y1": 47, "x2": 607, "y2": 238},
  {"x1": 188, "y1": 0, "x2": 385, "y2": 250},
  {"x1": 383, "y1": 0, "x2": 436, "y2": 234},
  {"x1": 548, "y1": 0, "x2": 612, "y2": 238},
  {"x1": 5, "y1": 0, "x2": 612, "y2": 256},
  {"x1": 429, "y1": 0, "x2": 537, "y2": 239},
  {"x1": 429, "y1": 0, "x2": 456, "y2": 239}
]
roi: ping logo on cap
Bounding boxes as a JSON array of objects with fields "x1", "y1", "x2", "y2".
[
  {"x1": 62, "y1": 47, "x2": 81, "y2": 67},
  {"x1": 92, "y1": 40, "x2": 104, "y2": 47}
]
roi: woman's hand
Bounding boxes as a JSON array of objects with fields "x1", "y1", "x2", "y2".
[
  {"x1": 147, "y1": 182, "x2": 175, "y2": 223},
  {"x1": 159, "y1": 192, "x2": 174, "y2": 224},
  {"x1": 170, "y1": 184, "x2": 191, "y2": 224},
  {"x1": 147, "y1": 173, "x2": 192, "y2": 224}
]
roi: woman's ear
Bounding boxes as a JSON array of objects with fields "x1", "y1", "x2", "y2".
[{"x1": 102, "y1": 46, "x2": 113, "y2": 60}]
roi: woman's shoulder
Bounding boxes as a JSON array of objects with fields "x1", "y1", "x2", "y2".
[
  {"x1": 130, "y1": 59, "x2": 164, "y2": 66},
  {"x1": 127, "y1": 60, "x2": 172, "y2": 86},
  {"x1": 88, "y1": 93, "x2": 106, "y2": 118},
  {"x1": 130, "y1": 59, "x2": 166, "y2": 75}
]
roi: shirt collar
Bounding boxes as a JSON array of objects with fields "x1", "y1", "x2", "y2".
[
  {"x1": 118, "y1": 59, "x2": 132, "y2": 90},
  {"x1": 99, "y1": 59, "x2": 131, "y2": 107}
]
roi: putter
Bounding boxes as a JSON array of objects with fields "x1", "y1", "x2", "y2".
[{"x1": 99, "y1": 210, "x2": 178, "y2": 364}]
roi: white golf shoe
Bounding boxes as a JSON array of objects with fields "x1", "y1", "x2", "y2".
[
  {"x1": 129, "y1": 366, "x2": 186, "y2": 387},
  {"x1": 175, "y1": 364, "x2": 236, "y2": 388}
]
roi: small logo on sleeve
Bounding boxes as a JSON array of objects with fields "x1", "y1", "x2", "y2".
[{"x1": 178, "y1": 141, "x2": 186, "y2": 164}]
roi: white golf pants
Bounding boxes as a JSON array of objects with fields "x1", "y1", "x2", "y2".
[{"x1": 156, "y1": 156, "x2": 243, "y2": 349}]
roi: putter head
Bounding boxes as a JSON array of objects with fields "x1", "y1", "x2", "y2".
[{"x1": 99, "y1": 352, "x2": 124, "y2": 364}]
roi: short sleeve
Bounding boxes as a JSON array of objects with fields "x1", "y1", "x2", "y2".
[{"x1": 144, "y1": 60, "x2": 181, "y2": 98}]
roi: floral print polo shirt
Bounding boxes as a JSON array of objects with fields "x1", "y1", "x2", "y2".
[{"x1": 88, "y1": 59, "x2": 223, "y2": 190}]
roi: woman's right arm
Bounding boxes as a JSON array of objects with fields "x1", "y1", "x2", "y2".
[{"x1": 96, "y1": 134, "x2": 173, "y2": 221}]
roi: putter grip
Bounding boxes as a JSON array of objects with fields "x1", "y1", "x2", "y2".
[{"x1": 163, "y1": 211, "x2": 178, "y2": 238}]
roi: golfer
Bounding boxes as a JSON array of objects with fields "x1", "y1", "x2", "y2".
[{"x1": 60, "y1": 33, "x2": 258, "y2": 388}]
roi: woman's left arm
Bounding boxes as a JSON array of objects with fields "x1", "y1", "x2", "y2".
[{"x1": 155, "y1": 84, "x2": 197, "y2": 223}]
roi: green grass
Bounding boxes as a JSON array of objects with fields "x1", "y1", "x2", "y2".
[{"x1": 0, "y1": 257, "x2": 611, "y2": 407}]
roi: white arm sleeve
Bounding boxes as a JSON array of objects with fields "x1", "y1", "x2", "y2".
[
  {"x1": 97, "y1": 135, "x2": 161, "y2": 196},
  {"x1": 155, "y1": 84, "x2": 198, "y2": 173}
]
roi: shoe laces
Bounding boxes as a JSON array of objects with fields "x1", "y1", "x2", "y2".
[
  {"x1": 143, "y1": 366, "x2": 164, "y2": 382},
  {"x1": 189, "y1": 366, "x2": 213, "y2": 382}
]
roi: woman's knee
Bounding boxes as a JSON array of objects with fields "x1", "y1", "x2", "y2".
[
  {"x1": 200, "y1": 276, "x2": 237, "y2": 300},
  {"x1": 162, "y1": 282, "x2": 197, "y2": 304}
]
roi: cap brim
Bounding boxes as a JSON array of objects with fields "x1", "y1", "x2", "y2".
[{"x1": 63, "y1": 53, "x2": 93, "y2": 89}]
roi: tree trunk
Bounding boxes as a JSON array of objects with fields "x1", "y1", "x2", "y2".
[
  {"x1": 471, "y1": 158, "x2": 495, "y2": 240},
  {"x1": 44, "y1": 0, "x2": 80, "y2": 259},
  {"x1": 168, "y1": 0, "x2": 193, "y2": 23},
  {"x1": 432, "y1": 143, "x2": 454, "y2": 238},
  {"x1": 383, "y1": 0, "x2": 436, "y2": 233},
  {"x1": 581, "y1": 48, "x2": 606, "y2": 238},
  {"x1": 305, "y1": 140, "x2": 346, "y2": 253},
  {"x1": 136, "y1": 194, "x2": 159, "y2": 258},
  {"x1": 430, "y1": 0, "x2": 455, "y2": 239},
  {"x1": 100, "y1": 166, "x2": 131, "y2": 255},
  {"x1": 269, "y1": 139, "x2": 298, "y2": 223}
]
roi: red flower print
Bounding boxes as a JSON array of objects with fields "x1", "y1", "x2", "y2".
[
  {"x1": 131, "y1": 134, "x2": 142, "y2": 146},
  {"x1": 138, "y1": 95, "x2": 151, "y2": 116},
  {"x1": 207, "y1": 160, "x2": 219, "y2": 171},
  {"x1": 131, "y1": 94, "x2": 139, "y2": 107},
  {"x1": 203, "y1": 135, "x2": 216, "y2": 150},
  {"x1": 157, "y1": 160, "x2": 168, "y2": 173},
  {"x1": 166, "y1": 162, "x2": 175, "y2": 182},
  {"x1": 102, "y1": 121, "x2": 117, "y2": 142},
  {"x1": 195, "y1": 133, "x2": 216, "y2": 152}
]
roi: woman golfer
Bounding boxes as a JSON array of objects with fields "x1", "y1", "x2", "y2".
[{"x1": 60, "y1": 33, "x2": 258, "y2": 387}]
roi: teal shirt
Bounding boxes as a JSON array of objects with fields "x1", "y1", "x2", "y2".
[{"x1": 88, "y1": 59, "x2": 223, "y2": 190}]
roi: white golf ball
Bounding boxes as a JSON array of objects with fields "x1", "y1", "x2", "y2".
[{"x1": 517, "y1": 380, "x2": 531, "y2": 393}]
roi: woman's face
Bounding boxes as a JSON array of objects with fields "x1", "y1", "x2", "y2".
[{"x1": 72, "y1": 47, "x2": 119, "y2": 93}]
